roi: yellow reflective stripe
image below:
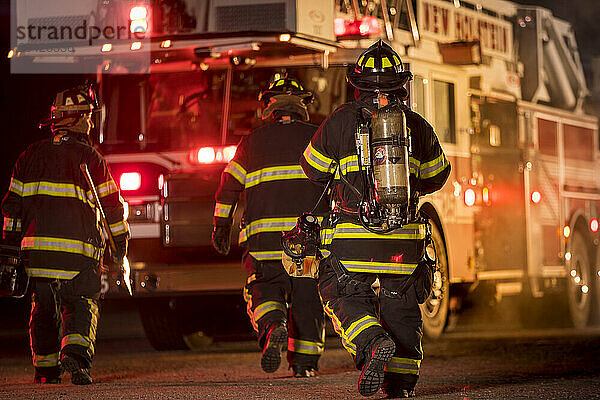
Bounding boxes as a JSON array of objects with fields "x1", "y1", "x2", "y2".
[
  {"x1": 85, "y1": 298, "x2": 99, "y2": 357},
  {"x1": 244, "y1": 285, "x2": 258, "y2": 332},
  {"x1": 332, "y1": 222, "x2": 426, "y2": 240},
  {"x1": 245, "y1": 165, "x2": 308, "y2": 188},
  {"x1": 94, "y1": 180, "x2": 119, "y2": 198},
  {"x1": 26, "y1": 267, "x2": 79, "y2": 279},
  {"x1": 288, "y1": 338, "x2": 324, "y2": 355},
  {"x1": 333, "y1": 155, "x2": 359, "y2": 180},
  {"x1": 393, "y1": 55, "x2": 401, "y2": 65},
  {"x1": 109, "y1": 220, "x2": 129, "y2": 236},
  {"x1": 225, "y1": 161, "x2": 247, "y2": 185},
  {"x1": 19, "y1": 181, "x2": 92, "y2": 206},
  {"x1": 303, "y1": 142, "x2": 335, "y2": 173},
  {"x1": 382, "y1": 57, "x2": 393, "y2": 68},
  {"x1": 21, "y1": 236, "x2": 102, "y2": 261},
  {"x1": 409, "y1": 156, "x2": 420, "y2": 176},
  {"x1": 365, "y1": 57, "x2": 375, "y2": 68},
  {"x1": 61, "y1": 334, "x2": 92, "y2": 349},
  {"x1": 3, "y1": 216, "x2": 22, "y2": 232},
  {"x1": 320, "y1": 249, "x2": 331, "y2": 257},
  {"x1": 253, "y1": 301, "x2": 286, "y2": 321},
  {"x1": 33, "y1": 352, "x2": 60, "y2": 367},
  {"x1": 321, "y1": 228, "x2": 334, "y2": 245},
  {"x1": 358, "y1": 55, "x2": 365, "y2": 65},
  {"x1": 323, "y1": 302, "x2": 356, "y2": 355},
  {"x1": 341, "y1": 260, "x2": 418, "y2": 274},
  {"x1": 249, "y1": 250, "x2": 283, "y2": 261},
  {"x1": 420, "y1": 153, "x2": 449, "y2": 179},
  {"x1": 346, "y1": 315, "x2": 381, "y2": 341},
  {"x1": 8, "y1": 178, "x2": 24, "y2": 196},
  {"x1": 239, "y1": 217, "x2": 299, "y2": 243},
  {"x1": 214, "y1": 202, "x2": 233, "y2": 218},
  {"x1": 385, "y1": 357, "x2": 421, "y2": 375}
]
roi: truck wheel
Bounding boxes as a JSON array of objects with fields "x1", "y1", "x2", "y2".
[
  {"x1": 138, "y1": 298, "x2": 189, "y2": 350},
  {"x1": 567, "y1": 230, "x2": 593, "y2": 328},
  {"x1": 420, "y1": 221, "x2": 450, "y2": 338}
]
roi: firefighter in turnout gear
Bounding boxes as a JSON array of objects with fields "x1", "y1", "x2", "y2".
[
  {"x1": 1, "y1": 84, "x2": 129, "y2": 385},
  {"x1": 300, "y1": 41, "x2": 450, "y2": 397},
  {"x1": 212, "y1": 76, "x2": 327, "y2": 377}
]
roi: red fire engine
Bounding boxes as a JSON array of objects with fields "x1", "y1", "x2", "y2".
[{"x1": 11, "y1": 0, "x2": 599, "y2": 348}]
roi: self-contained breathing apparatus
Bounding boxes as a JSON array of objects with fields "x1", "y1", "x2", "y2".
[
  {"x1": 354, "y1": 99, "x2": 415, "y2": 233},
  {"x1": 282, "y1": 40, "x2": 437, "y2": 302}
]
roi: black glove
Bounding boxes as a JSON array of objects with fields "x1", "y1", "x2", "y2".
[{"x1": 212, "y1": 224, "x2": 231, "y2": 255}]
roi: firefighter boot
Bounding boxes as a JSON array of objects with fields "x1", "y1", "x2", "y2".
[
  {"x1": 292, "y1": 365, "x2": 317, "y2": 378},
  {"x1": 34, "y1": 367, "x2": 61, "y2": 384},
  {"x1": 261, "y1": 324, "x2": 287, "y2": 373},
  {"x1": 61, "y1": 354, "x2": 93, "y2": 385},
  {"x1": 358, "y1": 335, "x2": 396, "y2": 397}
]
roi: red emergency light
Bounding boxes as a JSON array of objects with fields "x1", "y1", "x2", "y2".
[
  {"x1": 189, "y1": 146, "x2": 237, "y2": 164},
  {"x1": 120, "y1": 172, "x2": 142, "y2": 191},
  {"x1": 590, "y1": 218, "x2": 599, "y2": 233},
  {"x1": 334, "y1": 16, "x2": 381, "y2": 37},
  {"x1": 129, "y1": 6, "x2": 149, "y2": 34}
]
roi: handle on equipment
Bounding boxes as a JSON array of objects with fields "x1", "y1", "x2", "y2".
[{"x1": 79, "y1": 163, "x2": 132, "y2": 296}]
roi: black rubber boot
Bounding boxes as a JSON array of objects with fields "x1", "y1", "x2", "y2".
[
  {"x1": 358, "y1": 336, "x2": 396, "y2": 397},
  {"x1": 292, "y1": 365, "x2": 317, "y2": 378},
  {"x1": 61, "y1": 354, "x2": 93, "y2": 385},
  {"x1": 384, "y1": 388, "x2": 415, "y2": 398},
  {"x1": 261, "y1": 324, "x2": 288, "y2": 373},
  {"x1": 34, "y1": 375, "x2": 61, "y2": 384}
]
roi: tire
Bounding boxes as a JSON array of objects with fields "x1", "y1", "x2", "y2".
[
  {"x1": 567, "y1": 230, "x2": 593, "y2": 328},
  {"x1": 420, "y1": 221, "x2": 450, "y2": 338},
  {"x1": 138, "y1": 298, "x2": 189, "y2": 350}
]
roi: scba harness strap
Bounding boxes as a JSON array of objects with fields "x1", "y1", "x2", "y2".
[{"x1": 324, "y1": 216, "x2": 435, "y2": 303}]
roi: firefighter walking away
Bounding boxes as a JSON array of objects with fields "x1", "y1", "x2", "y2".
[
  {"x1": 1, "y1": 84, "x2": 129, "y2": 384},
  {"x1": 212, "y1": 76, "x2": 328, "y2": 377},
  {"x1": 300, "y1": 40, "x2": 450, "y2": 397}
]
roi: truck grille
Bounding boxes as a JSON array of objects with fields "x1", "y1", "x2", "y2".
[{"x1": 214, "y1": 3, "x2": 286, "y2": 32}]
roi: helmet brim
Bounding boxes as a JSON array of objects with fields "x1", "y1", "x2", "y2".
[{"x1": 348, "y1": 71, "x2": 412, "y2": 92}]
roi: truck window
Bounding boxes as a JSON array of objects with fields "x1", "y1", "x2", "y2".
[
  {"x1": 100, "y1": 71, "x2": 227, "y2": 153},
  {"x1": 100, "y1": 66, "x2": 348, "y2": 153},
  {"x1": 433, "y1": 79, "x2": 456, "y2": 143},
  {"x1": 411, "y1": 75, "x2": 426, "y2": 117}
]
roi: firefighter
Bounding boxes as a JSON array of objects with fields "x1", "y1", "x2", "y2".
[
  {"x1": 212, "y1": 76, "x2": 327, "y2": 377},
  {"x1": 1, "y1": 84, "x2": 129, "y2": 385},
  {"x1": 300, "y1": 40, "x2": 450, "y2": 398}
]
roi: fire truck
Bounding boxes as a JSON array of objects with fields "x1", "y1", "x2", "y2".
[{"x1": 11, "y1": 0, "x2": 599, "y2": 348}]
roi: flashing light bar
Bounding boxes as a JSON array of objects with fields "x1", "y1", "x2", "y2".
[
  {"x1": 464, "y1": 188, "x2": 476, "y2": 207},
  {"x1": 279, "y1": 34, "x2": 291, "y2": 42},
  {"x1": 190, "y1": 146, "x2": 237, "y2": 164},
  {"x1": 101, "y1": 43, "x2": 112, "y2": 53},
  {"x1": 131, "y1": 41, "x2": 142, "y2": 51},
  {"x1": 334, "y1": 16, "x2": 381, "y2": 37},
  {"x1": 120, "y1": 172, "x2": 142, "y2": 191},
  {"x1": 130, "y1": 6, "x2": 148, "y2": 34},
  {"x1": 160, "y1": 40, "x2": 172, "y2": 48}
]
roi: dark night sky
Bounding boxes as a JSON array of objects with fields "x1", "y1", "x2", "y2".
[{"x1": 0, "y1": 0, "x2": 599, "y2": 195}]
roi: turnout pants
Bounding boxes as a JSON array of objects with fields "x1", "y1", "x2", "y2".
[
  {"x1": 318, "y1": 255, "x2": 423, "y2": 392},
  {"x1": 243, "y1": 253, "x2": 325, "y2": 369},
  {"x1": 29, "y1": 266, "x2": 101, "y2": 379}
]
